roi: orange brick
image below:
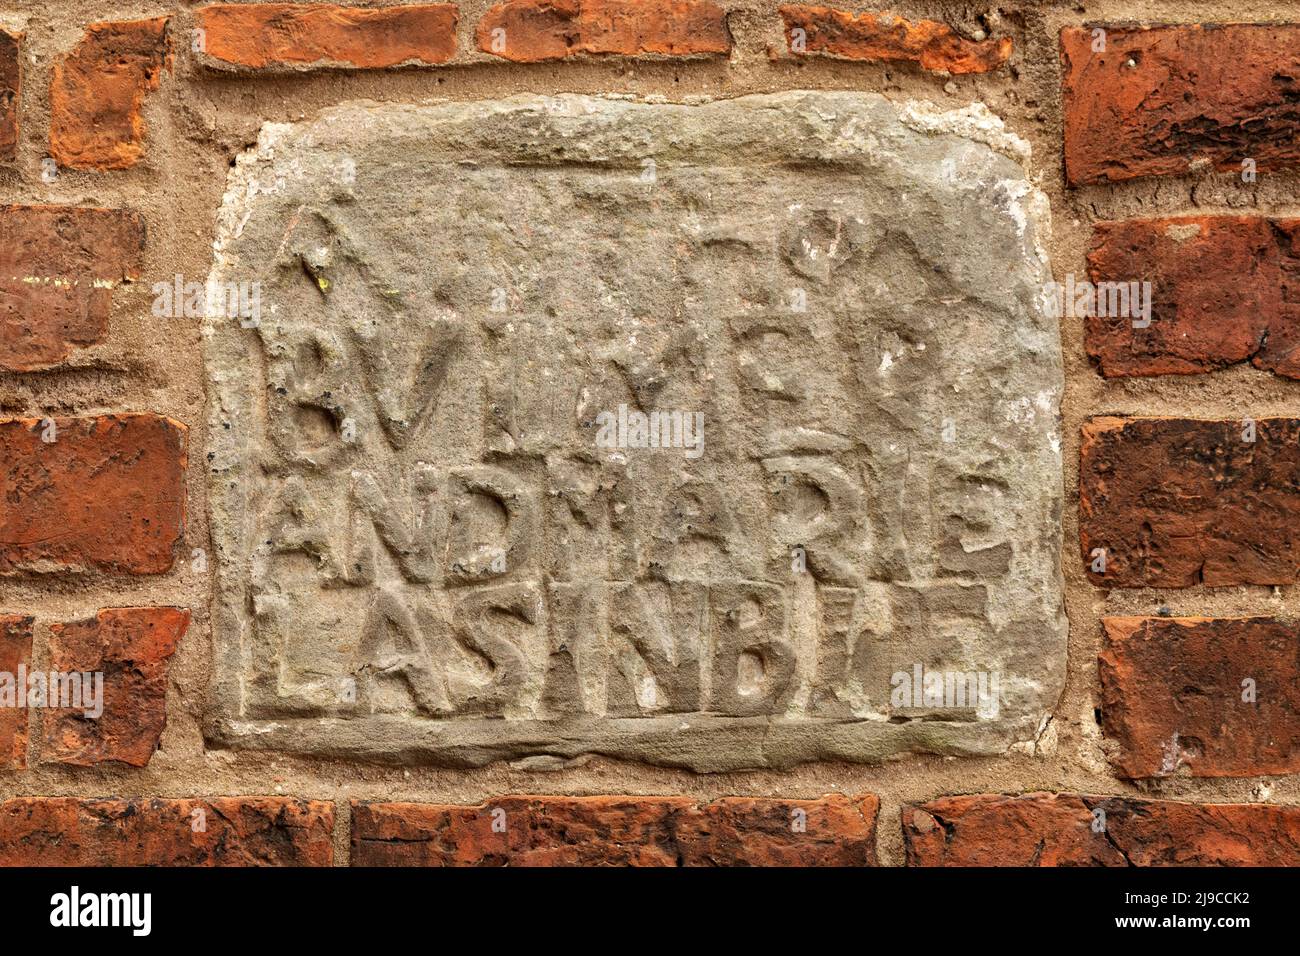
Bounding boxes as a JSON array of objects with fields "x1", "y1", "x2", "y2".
[
  {"x1": 0, "y1": 30, "x2": 19, "y2": 162},
  {"x1": 49, "y1": 18, "x2": 171, "y2": 170},
  {"x1": 1085, "y1": 217, "x2": 1300, "y2": 378},
  {"x1": 476, "y1": 0, "x2": 730, "y2": 62},
  {"x1": 906, "y1": 793, "x2": 1300, "y2": 866},
  {"x1": 353, "y1": 794, "x2": 878, "y2": 865},
  {"x1": 1080, "y1": 417, "x2": 1300, "y2": 588},
  {"x1": 0, "y1": 205, "x2": 145, "y2": 371},
  {"x1": 0, "y1": 797, "x2": 334, "y2": 865},
  {"x1": 0, "y1": 414, "x2": 186, "y2": 576},
  {"x1": 197, "y1": 4, "x2": 458, "y2": 69},
  {"x1": 0, "y1": 616, "x2": 33, "y2": 769},
  {"x1": 1100, "y1": 617, "x2": 1300, "y2": 778},
  {"x1": 778, "y1": 6, "x2": 1011, "y2": 73},
  {"x1": 42, "y1": 608, "x2": 189, "y2": 767},
  {"x1": 1062, "y1": 24, "x2": 1300, "y2": 184}
]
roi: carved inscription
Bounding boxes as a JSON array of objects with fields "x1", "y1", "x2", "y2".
[{"x1": 205, "y1": 93, "x2": 1066, "y2": 769}]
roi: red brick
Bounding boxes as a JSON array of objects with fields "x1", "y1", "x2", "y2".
[
  {"x1": 1080, "y1": 417, "x2": 1300, "y2": 588},
  {"x1": 476, "y1": 0, "x2": 730, "y2": 62},
  {"x1": 1086, "y1": 217, "x2": 1300, "y2": 378},
  {"x1": 0, "y1": 414, "x2": 186, "y2": 576},
  {"x1": 352, "y1": 794, "x2": 878, "y2": 865},
  {"x1": 778, "y1": 6, "x2": 1010, "y2": 73},
  {"x1": 905, "y1": 793, "x2": 1300, "y2": 866},
  {"x1": 1100, "y1": 617, "x2": 1300, "y2": 778},
  {"x1": 197, "y1": 4, "x2": 458, "y2": 70},
  {"x1": 41, "y1": 608, "x2": 189, "y2": 767},
  {"x1": 49, "y1": 18, "x2": 171, "y2": 171},
  {"x1": 672, "y1": 796, "x2": 878, "y2": 865},
  {"x1": 0, "y1": 30, "x2": 19, "y2": 162},
  {"x1": 1062, "y1": 24, "x2": 1300, "y2": 186},
  {"x1": 0, "y1": 205, "x2": 146, "y2": 371},
  {"x1": 0, "y1": 616, "x2": 33, "y2": 770},
  {"x1": 0, "y1": 797, "x2": 334, "y2": 865},
  {"x1": 905, "y1": 793, "x2": 1120, "y2": 866}
]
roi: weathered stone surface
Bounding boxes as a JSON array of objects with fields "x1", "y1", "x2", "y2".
[
  {"x1": 204, "y1": 92, "x2": 1064, "y2": 770},
  {"x1": 905, "y1": 792, "x2": 1300, "y2": 866},
  {"x1": 1099, "y1": 616, "x2": 1300, "y2": 779},
  {"x1": 352, "y1": 793, "x2": 878, "y2": 865}
]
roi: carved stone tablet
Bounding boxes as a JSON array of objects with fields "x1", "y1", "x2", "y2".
[{"x1": 204, "y1": 92, "x2": 1066, "y2": 770}]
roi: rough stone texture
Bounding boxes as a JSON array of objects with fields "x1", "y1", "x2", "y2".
[
  {"x1": 0, "y1": 30, "x2": 18, "y2": 163},
  {"x1": 197, "y1": 4, "x2": 458, "y2": 71},
  {"x1": 476, "y1": 0, "x2": 731, "y2": 61},
  {"x1": 49, "y1": 17, "x2": 171, "y2": 170},
  {"x1": 1061, "y1": 24, "x2": 1300, "y2": 186},
  {"x1": 0, "y1": 797, "x2": 334, "y2": 865},
  {"x1": 203, "y1": 92, "x2": 1064, "y2": 770},
  {"x1": 41, "y1": 607, "x2": 189, "y2": 767},
  {"x1": 0, "y1": 414, "x2": 186, "y2": 576},
  {"x1": 352, "y1": 793, "x2": 878, "y2": 865},
  {"x1": 904, "y1": 792, "x2": 1300, "y2": 866},
  {"x1": 0, "y1": 204, "x2": 146, "y2": 371},
  {"x1": 1080, "y1": 417, "x2": 1300, "y2": 588},
  {"x1": 1086, "y1": 217, "x2": 1300, "y2": 378},
  {"x1": 1099, "y1": 616, "x2": 1300, "y2": 779},
  {"x1": 777, "y1": 6, "x2": 1011, "y2": 73},
  {"x1": 0, "y1": 616, "x2": 33, "y2": 770}
]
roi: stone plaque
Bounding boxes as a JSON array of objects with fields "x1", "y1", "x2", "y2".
[{"x1": 204, "y1": 92, "x2": 1066, "y2": 770}]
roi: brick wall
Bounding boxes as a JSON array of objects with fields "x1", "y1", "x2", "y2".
[{"x1": 1, "y1": 0, "x2": 1298, "y2": 866}]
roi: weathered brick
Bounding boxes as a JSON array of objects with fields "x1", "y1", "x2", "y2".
[
  {"x1": 1062, "y1": 24, "x2": 1300, "y2": 186},
  {"x1": 777, "y1": 6, "x2": 1010, "y2": 73},
  {"x1": 0, "y1": 414, "x2": 186, "y2": 576},
  {"x1": 1086, "y1": 217, "x2": 1300, "y2": 378},
  {"x1": 905, "y1": 792, "x2": 1120, "y2": 866},
  {"x1": 671, "y1": 796, "x2": 878, "y2": 865},
  {"x1": 1080, "y1": 417, "x2": 1300, "y2": 588},
  {"x1": 0, "y1": 797, "x2": 334, "y2": 865},
  {"x1": 0, "y1": 616, "x2": 33, "y2": 770},
  {"x1": 905, "y1": 793, "x2": 1300, "y2": 866},
  {"x1": 196, "y1": 4, "x2": 458, "y2": 70},
  {"x1": 0, "y1": 205, "x2": 146, "y2": 371},
  {"x1": 0, "y1": 30, "x2": 19, "y2": 162},
  {"x1": 1100, "y1": 617, "x2": 1300, "y2": 778},
  {"x1": 41, "y1": 608, "x2": 188, "y2": 767},
  {"x1": 352, "y1": 794, "x2": 878, "y2": 865},
  {"x1": 476, "y1": 0, "x2": 730, "y2": 62},
  {"x1": 49, "y1": 18, "x2": 171, "y2": 170}
]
